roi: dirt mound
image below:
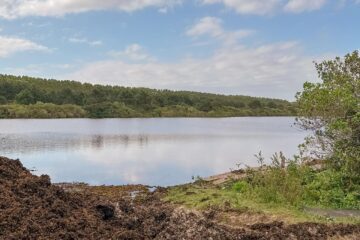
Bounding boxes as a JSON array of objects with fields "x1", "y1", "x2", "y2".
[
  {"x1": 0, "y1": 156, "x2": 359, "y2": 239},
  {"x1": 0, "y1": 157, "x2": 116, "y2": 239}
]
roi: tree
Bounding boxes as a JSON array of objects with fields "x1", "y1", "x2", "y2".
[
  {"x1": 267, "y1": 101, "x2": 277, "y2": 108},
  {"x1": 296, "y1": 51, "x2": 360, "y2": 184},
  {"x1": 0, "y1": 74, "x2": 295, "y2": 117},
  {"x1": 0, "y1": 95, "x2": 7, "y2": 104},
  {"x1": 249, "y1": 100, "x2": 262, "y2": 109},
  {"x1": 15, "y1": 89, "x2": 36, "y2": 105}
]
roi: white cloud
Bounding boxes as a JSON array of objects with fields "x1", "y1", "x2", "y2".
[
  {"x1": 200, "y1": 0, "x2": 282, "y2": 15},
  {"x1": 0, "y1": 0, "x2": 182, "y2": 19},
  {"x1": 65, "y1": 40, "x2": 318, "y2": 100},
  {"x1": 0, "y1": 36, "x2": 49, "y2": 57},
  {"x1": 187, "y1": 17, "x2": 254, "y2": 45},
  {"x1": 341, "y1": 0, "x2": 360, "y2": 5},
  {"x1": 68, "y1": 37, "x2": 102, "y2": 46},
  {"x1": 284, "y1": 0, "x2": 327, "y2": 13},
  {"x1": 200, "y1": 0, "x2": 333, "y2": 14},
  {"x1": 187, "y1": 17, "x2": 224, "y2": 37},
  {"x1": 4, "y1": 64, "x2": 44, "y2": 75},
  {"x1": 90, "y1": 40, "x2": 103, "y2": 46},
  {"x1": 0, "y1": 0, "x2": 348, "y2": 19},
  {"x1": 4, "y1": 63, "x2": 77, "y2": 77},
  {"x1": 108, "y1": 44, "x2": 155, "y2": 62}
]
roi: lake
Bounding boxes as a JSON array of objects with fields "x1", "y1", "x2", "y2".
[{"x1": 0, "y1": 117, "x2": 307, "y2": 186}]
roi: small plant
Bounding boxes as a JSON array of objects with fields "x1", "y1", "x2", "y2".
[
  {"x1": 270, "y1": 151, "x2": 287, "y2": 168},
  {"x1": 232, "y1": 181, "x2": 249, "y2": 193},
  {"x1": 254, "y1": 151, "x2": 265, "y2": 167}
]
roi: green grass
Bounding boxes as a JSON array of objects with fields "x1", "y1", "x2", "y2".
[
  {"x1": 164, "y1": 153, "x2": 360, "y2": 226},
  {"x1": 164, "y1": 182, "x2": 360, "y2": 225}
]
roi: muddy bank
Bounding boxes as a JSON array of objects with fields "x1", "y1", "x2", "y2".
[{"x1": 0, "y1": 156, "x2": 359, "y2": 239}]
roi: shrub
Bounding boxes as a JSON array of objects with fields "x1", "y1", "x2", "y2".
[{"x1": 232, "y1": 181, "x2": 249, "y2": 193}]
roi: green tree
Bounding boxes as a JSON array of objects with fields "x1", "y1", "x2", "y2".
[
  {"x1": 249, "y1": 100, "x2": 262, "y2": 109},
  {"x1": 267, "y1": 101, "x2": 277, "y2": 108},
  {"x1": 0, "y1": 95, "x2": 7, "y2": 104},
  {"x1": 15, "y1": 89, "x2": 36, "y2": 105},
  {"x1": 296, "y1": 51, "x2": 360, "y2": 184},
  {"x1": 0, "y1": 74, "x2": 296, "y2": 118}
]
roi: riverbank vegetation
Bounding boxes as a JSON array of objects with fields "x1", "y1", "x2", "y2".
[
  {"x1": 0, "y1": 74, "x2": 296, "y2": 118},
  {"x1": 0, "y1": 102, "x2": 87, "y2": 118},
  {"x1": 166, "y1": 155, "x2": 360, "y2": 225},
  {"x1": 166, "y1": 51, "x2": 360, "y2": 221}
]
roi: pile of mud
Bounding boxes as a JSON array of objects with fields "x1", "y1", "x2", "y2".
[
  {"x1": 0, "y1": 156, "x2": 359, "y2": 239},
  {"x1": 0, "y1": 157, "x2": 117, "y2": 239}
]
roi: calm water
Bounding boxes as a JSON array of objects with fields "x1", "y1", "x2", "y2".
[{"x1": 0, "y1": 118, "x2": 307, "y2": 186}]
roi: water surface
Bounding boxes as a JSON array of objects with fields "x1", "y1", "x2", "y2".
[{"x1": 0, "y1": 118, "x2": 307, "y2": 186}]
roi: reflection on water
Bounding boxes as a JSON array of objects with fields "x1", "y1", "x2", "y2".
[{"x1": 0, "y1": 118, "x2": 307, "y2": 186}]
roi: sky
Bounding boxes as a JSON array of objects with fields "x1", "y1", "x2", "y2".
[{"x1": 0, "y1": 0, "x2": 359, "y2": 100}]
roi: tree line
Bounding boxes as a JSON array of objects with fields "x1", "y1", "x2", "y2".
[{"x1": 0, "y1": 74, "x2": 296, "y2": 118}]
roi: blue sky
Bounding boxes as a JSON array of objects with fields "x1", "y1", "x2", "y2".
[{"x1": 0, "y1": 0, "x2": 359, "y2": 100}]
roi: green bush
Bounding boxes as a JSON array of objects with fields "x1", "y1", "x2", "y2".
[
  {"x1": 232, "y1": 181, "x2": 249, "y2": 193},
  {"x1": 0, "y1": 103, "x2": 87, "y2": 118},
  {"x1": 303, "y1": 169, "x2": 360, "y2": 209},
  {"x1": 237, "y1": 160, "x2": 360, "y2": 210}
]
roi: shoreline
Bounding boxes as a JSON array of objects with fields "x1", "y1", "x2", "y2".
[{"x1": 0, "y1": 115, "x2": 298, "y2": 120}]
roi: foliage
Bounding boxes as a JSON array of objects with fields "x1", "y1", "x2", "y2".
[
  {"x1": 0, "y1": 95, "x2": 7, "y2": 104},
  {"x1": 244, "y1": 154, "x2": 306, "y2": 206},
  {"x1": 303, "y1": 169, "x2": 360, "y2": 209},
  {"x1": 232, "y1": 181, "x2": 249, "y2": 193},
  {"x1": 296, "y1": 51, "x2": 360, "y2": 184},
  {"x1": 0, "y1": 103, "x2": 86, "y2": 118},
  {"x1": 236, "y1": 152, "x2": 360, "y2": 210},
  {"x1": 248, "y1": 100, "x2": 262, "y2": 109},
  {"x1": 0, "y1": 74, "x2": 296, "y2": 118},
  {"x1": 85, "y1": 102, "x2": 139, "y2": 118},
  {"x1": 15, "y1": 89, "x2": 36, "y2": 105}
]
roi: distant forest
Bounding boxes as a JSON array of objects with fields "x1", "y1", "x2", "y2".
[{"x1": 0, "y1": 74, "x2": 297, "y2": 118}]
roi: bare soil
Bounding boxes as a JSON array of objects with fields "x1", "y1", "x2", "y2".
[{"x1": 1, "y1": 156, "x2": 359, "y2": 239}]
